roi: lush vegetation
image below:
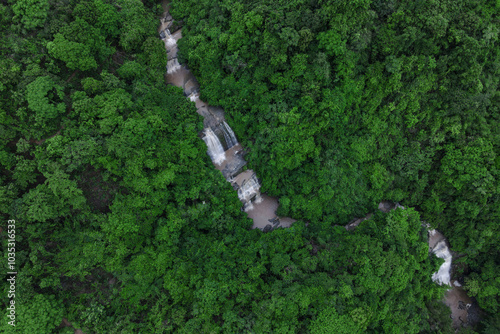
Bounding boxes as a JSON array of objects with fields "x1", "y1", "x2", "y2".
[
  {"x1": 0, "y1": 0, "x2": 498, "y2": 333},
  {"x1": 173, "y1": 0, "x2": 500, "y2": 330}
]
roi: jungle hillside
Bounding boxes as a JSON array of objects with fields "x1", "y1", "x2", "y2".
[{"x1": 0, "y1": 0, "x2": 499, "y2": 333}]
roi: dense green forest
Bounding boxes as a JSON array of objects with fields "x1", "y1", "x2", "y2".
[{"x1": 0, "y1": 0, "x2": 498, "y2": 333}]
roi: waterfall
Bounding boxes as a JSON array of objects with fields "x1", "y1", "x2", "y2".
[
  {"x1": 189, "y1": 92, "x2": 199, "y2": 102},
  {"x1": 202, "y1": 128, "x2": 226, "y2": 165},
  {"x1": 220, "y1": 121, "x2": 238, "y2": 149},
  {"x1": 166, "y1": 36, "x2": 177, "y2": 49},
  {"x1": 238, "y1": 174, "x2": 261, "y2": 211},
  {"x1": 165, "y1": 29, "x2": 177, "y2": 49},
  {"x1": 431, "y1": 239, "x2": 452, "y2": 285},
  {"x1": 167, "y1": 59, "x2": 181, "y2": 74},
  {"x1": 162, "y1": 28, "x2": 177, "y2": 50}
]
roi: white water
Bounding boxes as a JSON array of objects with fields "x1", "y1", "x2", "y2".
[
  {"x1": 160, "y1": 28, "x2": 177, "y2": 50},
  {"x1": 189, "y1": 92, "x2": 199, "y2": 102},
  {"x1": 221, "y1": 121, "x2": 238, "y2": 149},
  {"x1": 238, "y1": 175, "x2": 261, "y2": 211},
  {"x1": 244, "y1": 202, "x2": 254, "y2": 212},
  {"x1": 431, "y1": 239, "x2": 452, "y2": 285},
  {"x1": 202, "y1": 128, "x2": 226, "y2": 165},
  {"x1": 254, "y1": 193, "x2": 263, "y2": 203},
  {"x1": 166, "y1": 36, "x2": 177, "y2": 49},
  {"x1": 167, "y1": 59, "x2": 181, "y2": 74},
  {"x1": 160, "y1": 2, "x2": 296, "y2": 230}
]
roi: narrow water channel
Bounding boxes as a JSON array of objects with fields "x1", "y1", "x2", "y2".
[{"x1": 159, "y1": 2, "x2": 295, "y2": 231}]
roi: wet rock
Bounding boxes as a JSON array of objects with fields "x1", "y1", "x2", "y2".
[
  {"x1": 222, "y1": 159, "x2": 247, "y2": 179},
  {"x1": 203, "y1": 114, "x2": 220, "y2": 130},
  {"x1": 268, "y1": 217, "x2": 281, "y2": 226},
  {"x1": 345, "y1": 215, "x2": 371, "y2": 231},
  {"x1": 197, "y1": 106, "x2": 210, "y2": 119},
  {"x1": 207, "y1": 106, "x2": 225, "y2": 122},
  {"x1": 263, "y1": 224, "x2": 273, "y2": 233},
  {"x1": 466, "y1": 302, "x2": 481, "y2": 327},
  {"x1": 378, "y1": 201, "x2": 395, "y2": 212},
  {"x1": 183, "y1": 78, "x2": 200, "y2": 96},
  {"x1": 169, "y1": 20, "x2": 183, "y2": 34}
]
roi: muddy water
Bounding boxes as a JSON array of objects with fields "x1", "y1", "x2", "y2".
[
  {"x1": 428, "y1": 229, "x2": 475, "y2": 329},
  {"x1": 445, "y1": 282, "x2": 473, "y2": 329},
  {"x1": 159, "y1": 2, "x2": 295, "y2": 230}
]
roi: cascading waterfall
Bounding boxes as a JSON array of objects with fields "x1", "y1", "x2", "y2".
[
  {"x1": 431, "y1": 238, "x2": 452, "y2": 285},
  {"x1": 166, "y1": 36, "x2": 177, "y2": 49},
  {"x1": 188, "y1": 92, "x2": 199, "y2": 102},
  {"x1": 160, "y1": 28, "x2": 177, "y2": 48},
  {"x1": 160, "y1": 4, "x2": 297, "y2": 230},
  {"x1": 238, "y1": 175, "x2": 262, "y2": 211},
  {"x1": 202, "y1": 128, "x2": 226, "y2": 165},
  {"x1": 221, "y1": 121, "x2": 238, "y2": 149},
  {"x1": 167, "y1": 58, "x2": 181, "y2": 74}
]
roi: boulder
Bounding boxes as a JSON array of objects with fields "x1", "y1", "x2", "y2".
[
  {"x1": 263, "y1": 224, "x2": 273, "y2": 233},
  {"x1": 222, "y1": 158, "x2": 247, "y2": 179}
]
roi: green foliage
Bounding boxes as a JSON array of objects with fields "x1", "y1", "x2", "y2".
[
  {"x1": 0, "y1": 294, "x2": 64, "y2": 333},
  {"x1": 12, "y1": 0, "x2": 49, "y2": 30},
  {"x1": 47, "y1": 33, "x2": 98, "y2": 71},
  {"x1": 310, "y1": 307, "x2": 362, "y2": 334},
  {"x1": 25, "y1": 76, "x2": 65, "y2": 127},
  {"x1": 1, "y1": 0, "x2": 499, "y2": 333},
  {"x1": 174, "y1": 0, "x2": 500, "y2": 324}
]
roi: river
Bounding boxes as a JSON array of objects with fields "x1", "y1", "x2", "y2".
[{"x1": 159, "y1": 1, "x2": 295, "y2": 231}]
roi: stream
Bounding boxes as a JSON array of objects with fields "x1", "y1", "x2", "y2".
[
  {"x1": 159, "y1": 2, "x2": 295, "y2": 231},
  {"x1": 428, "y1": 229, "x2": 476, "y2": 329}
]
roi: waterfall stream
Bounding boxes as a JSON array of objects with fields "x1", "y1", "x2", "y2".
[
  {"x1": 221, "y1": 121, "x2": 238, "y2": 149},
  {"x1": 238, "y1": 174, "x2": 263, "y2": 212},
  {"x1": 430, "y1": 232, "x2": 452, "y2": 285},
  {"x1": 202, "y1": 128, "x2": 226, "y2": 165},
  {"x1": 159, "y1": 2, "x2": 295, "y2": 230},
  {"x1": 158, "y1": 4, "x2": 475, "y2": 329},
  {"x1": 167, "y1": 59, "x2": 181, "y2": 74}
]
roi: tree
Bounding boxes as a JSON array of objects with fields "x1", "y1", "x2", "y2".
[
  {"x1": 12, "y1": 0, "x2": 49, "y2": 30},
  {"x1": 47, "y1": 34, "x2": 98, "y2": 71}
]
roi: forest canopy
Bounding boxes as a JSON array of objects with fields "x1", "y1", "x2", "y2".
[{"x1": 0, "y1": 0, "x2": 499, "y2": 333}]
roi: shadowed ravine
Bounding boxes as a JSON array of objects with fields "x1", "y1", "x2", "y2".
[{"x1": 159, "y1": 2, "x2": 295, "y2": 230}]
